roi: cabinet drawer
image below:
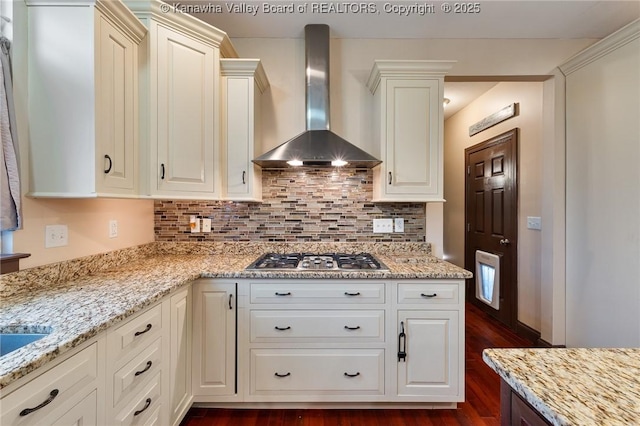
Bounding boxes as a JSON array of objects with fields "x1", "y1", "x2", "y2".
[
  {"x1": 250, "y1": 310, "x2": 384, "y2": 342},
  {"x1": 112, "y1": 337, "x2": 163, "y2": 408},
  {"x1": 250, "y1": 349, "x2": 384, "y2": 395},
  {"x1": 0, "y1": 343, "x2": 98, "y2": 425},
  {"x1": 250, "y1": 282, "x2": 385, "y2": 304},
  {"x1": 107, "y1": 304, "x2": 162, "y2": 365},
  {"x1": 397, "y1": 283, "x2": 459, "y2": 305},
  {"x1": 113, "y1": 372, "x2": 162, "y2": 426}
]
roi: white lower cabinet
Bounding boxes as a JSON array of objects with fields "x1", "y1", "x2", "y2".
[
  {"x1": 106, "y1": 303, "x2": 164, "y2": 425},
  {"x1": 0, "y1": 340, "x2": 103, "y2": 426},
  {"x1": 397, "y1": 310, "x2": 462, "y2": 400},
  {"x1": 190, "y1": 278, "x2": 465, "y2": 405},
  {"x1": 191, "y1": 279, "x2": 237, "y2": 399},
  {"x1": 250, "y1": 349, "x2": 385, "y2": 396},
  {"x1": 168, "y1": 287, "x2": 192, "y2": 425}
]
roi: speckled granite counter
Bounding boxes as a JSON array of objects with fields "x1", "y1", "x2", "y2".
[
  {"x1": 483, "y1": 348, "x2": 640, "y2": 426},
  {"x1": 0, "y1": 242, "x2": 471, "y2": 389}
]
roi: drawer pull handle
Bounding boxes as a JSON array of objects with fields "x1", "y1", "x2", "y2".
[
  {"x1": 344, "y1": 325, "x2": 361, "y2": 330},
  {"x1": 274, "y1": 372, "x2": 291, "y2": 378},
  {"x1": 344, "y1": 291, "x2": 361, "y2": 296},
  {"x1": 104, "y1": 154, "x2": 112, "y2": 174},
  {"x1": 19, "y1": 389, "x2": 59, "y2": 416},
  {"x1": 134, "y1": 361, "x2": 153, "y2": 377},
  {"x1": 134, "y1": 398, "x2": 152, "y2": 416},
  {"x1": 275, "y1": 292, "x2": 292, "y2": 296},
  {"x1": 398, "y1": 321, "x2": 407, "y2": 362},
  {"x1": 274, "y1": 326, "x2": 291, "y2": 331},
  {"x1": 421, "y1": 293, "x2": 437, "y2": 298},
  {"x1": 344, "y1": 372, "x2": 360, "y2": 378},
  {"x1": 134, "y1": 323, "x2": 152, "y2": 337}
]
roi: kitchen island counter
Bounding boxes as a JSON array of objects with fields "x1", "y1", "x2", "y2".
[
  {"x1": 483, "y1": 347, "x2": 640, "y2": 426},
  {"x1": 1, "y1": 242, "x2": 471, "y2": 389}
]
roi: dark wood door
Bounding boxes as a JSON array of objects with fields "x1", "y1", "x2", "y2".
[{"x1": 465, "y1": 129, "x2": 518, "y2": 329}]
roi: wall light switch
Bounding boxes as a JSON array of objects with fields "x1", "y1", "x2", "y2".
[
  {"x1": 202, "y1": 218, "x2": 212, "y2": 233},
  {"x1": 394, "y1": 218, "x2": 404, "y2": 233},
  {"x1": 190, "y1": 216, "x2": 200, "y2": 233},
  {"x1": 373, "y1": 218, "x2": 393, "y2": 233},
  {"x1": 527, "y1": 216, "x2": 542, "y2": 230}
]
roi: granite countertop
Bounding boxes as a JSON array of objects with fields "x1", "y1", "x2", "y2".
[
  {"x1": 483, "y1": 348, "x2": 640, "y2": 426},
  {"x1": 0, "y1": 242, "x2": 471, "y2": 390}
]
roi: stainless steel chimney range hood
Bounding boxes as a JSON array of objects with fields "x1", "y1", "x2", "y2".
[{"x1": 252, "y1": 24, "x2": 381, "y2": 169}]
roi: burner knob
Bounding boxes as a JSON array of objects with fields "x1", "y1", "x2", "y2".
[
  {"x1": 326, "y1": 261, "x2": 334, "y2": 268},
  {"x1": 314, "y1": 259, "x2": 321, "y2": 264},
  {"x1": 301, "y1": 261, "x2": 310, "y2": 268}
]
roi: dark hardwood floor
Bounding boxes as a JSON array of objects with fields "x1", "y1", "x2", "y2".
[{"x1": 180, "y1": 303, "x2": 536, "y2": 426}]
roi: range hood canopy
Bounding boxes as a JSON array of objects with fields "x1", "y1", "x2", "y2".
[{"x1": 253, "y1": 24, "x2": 381, "y2": 169}]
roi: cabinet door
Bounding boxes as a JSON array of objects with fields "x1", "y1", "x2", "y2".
[
  {"x1": 155, "y1": 26, "x2": 217, "y2": 196},
  {"x1": 382, "y1": 79, "x2": 441, "y2": 199},
  {"x1": 223, "y1": 77, "x2": 261, "y2": 201},
  {"x1": 169, "y1": 287, "x2": 192, "y2": 425},
  {"x1": 96, "y1": 14, "x2": 137, "y2": 194},
  {"x1": 396, "y1": 310, "x2": 461, "y2": 400},
  {"x1": 192, "y1": 280, "x2": 236, "y2": 396}
]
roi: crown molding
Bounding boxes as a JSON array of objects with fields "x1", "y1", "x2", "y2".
[
  {"x1": 560, "y1": 19, "x2": 639, "y2": 76},
  {"x1": 220, "y1": 59, "x2": 270, "y2": 93},
  {"x1": 367, "y1": 60, "x2": 457, "y2": 93},
  {"x1": 124, "y1": 0, "x2": 238, "y2": 57}
]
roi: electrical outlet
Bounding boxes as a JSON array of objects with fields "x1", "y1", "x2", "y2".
[
  {"x1": 373, "y1": 218, "x2": 393, "y2": 233},
  {"x1": 45, "y1": 225, "x2": 68, "y2": 248},
  {"x1": 394, "y1": 218, "x2": 404, "y2": 233},
  {"x1": 527, "y1": 216, "x2": 542, "y2": 230},
  {"x1": 202, "y1": 218, "x2": 212, "y2": 233},
  {"x1": 190, "y1": 216, "x2": 200, "y2": 233},
  {"x1": 109, "y1": 220, "x2": 118, "y2": 238}
]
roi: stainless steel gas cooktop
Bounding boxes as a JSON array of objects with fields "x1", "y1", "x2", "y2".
[{"x1": 245, "y1": 253, "x2": 389, "y2": 271}]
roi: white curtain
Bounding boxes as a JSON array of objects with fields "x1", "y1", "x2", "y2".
[{"x1": 0, "y1": 36, "x2": 21, "y2": 231}]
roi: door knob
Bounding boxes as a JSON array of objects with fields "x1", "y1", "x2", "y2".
[{"x1": 499, "y1": 239, "x2": 511, "y2": 246}]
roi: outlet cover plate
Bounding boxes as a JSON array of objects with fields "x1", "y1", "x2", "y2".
[
  {"x1": 109, "y1": 220, "x2": 118, "y2": 238},
  {"x1": 394, "y1": 218, "x2": 404, "y2": 233},
  {"x1": 373, "y1": 218, "x2": 393, "y2": 233},
  {"x1": 45, "y1": 225, "x2": 68, "y2": 248}
]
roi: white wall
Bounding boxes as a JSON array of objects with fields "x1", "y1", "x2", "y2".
[
  {"x1": 7, "y1": 1, "x2": 155, "y2": 269},
  {"x1": 443, "y1": 82, "x2": 544, "y2": 332},
  {"x1": 562, "y1": 23, "x2": 640, "y2": 347}
]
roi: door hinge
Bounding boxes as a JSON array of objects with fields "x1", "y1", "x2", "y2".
[
  {"x1": 467, "y1": 165, "x2": 471, "y2": 175},
  {"x1": 467, "y1": 223, "x2": 471, "y2": 232}
]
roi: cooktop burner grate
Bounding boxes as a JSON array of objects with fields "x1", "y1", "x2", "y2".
[{"x1": 246, "y1": 252, "x2": 389, "y2": 271}]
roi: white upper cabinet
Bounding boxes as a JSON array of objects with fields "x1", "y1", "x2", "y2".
[
  {"x1": 220, "y1": 59, "x2": 270, "y2": 202},
  {"x1": 367, "y1": 61, "x2": 455, "y2": 202},
  {"x1": 125, "y1": 0, "x2": 237, "y2": 200},
  {"x1": 27, "y1": 1, "x2": 146, "y2": 198}
]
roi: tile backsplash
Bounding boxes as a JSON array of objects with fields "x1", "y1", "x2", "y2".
[{"x1": 154, "y1": 168, "x2": 426, "y2": 242}]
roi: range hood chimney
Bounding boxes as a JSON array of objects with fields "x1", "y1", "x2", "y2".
[{"x1": 253, "y1": 24, "x2": 381, "y2": 168}]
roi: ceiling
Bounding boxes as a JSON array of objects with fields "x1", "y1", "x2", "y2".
[
  {"x1": 168, "y1": 1, "x2": 638, "y2": 118},
  {"x1": 169, "y1": 1, "x2": 639, "y2": 39}
]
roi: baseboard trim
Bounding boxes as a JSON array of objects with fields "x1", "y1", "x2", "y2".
[{"x1": 516, "y1": 321, "x2": 541, "y2": 344}]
